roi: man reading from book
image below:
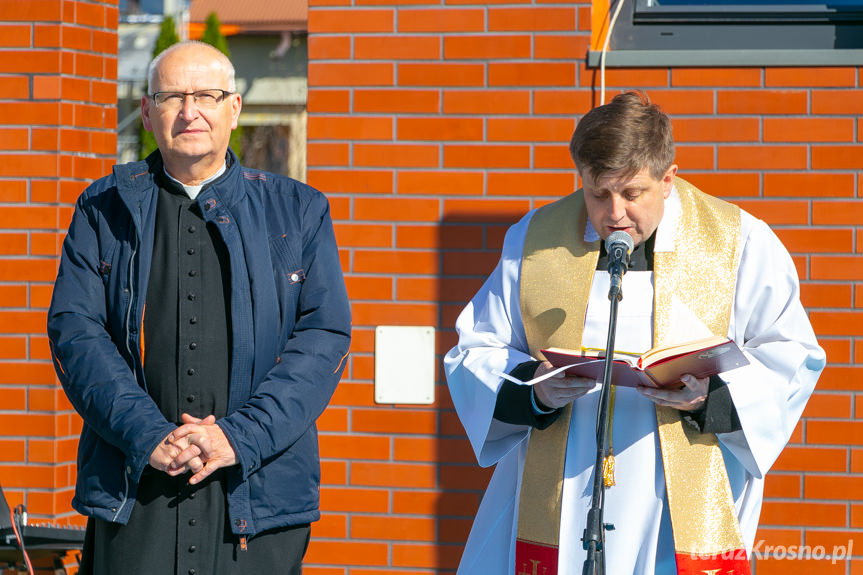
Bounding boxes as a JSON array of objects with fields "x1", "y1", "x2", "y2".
[{"x1": 444, "y1": 91, "x2": 825, "y2": 575}]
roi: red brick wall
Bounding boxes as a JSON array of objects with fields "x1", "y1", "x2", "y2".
[
  {"x1": 0, "y1": 0, "x2": 117, "y2": 527},
  {"x1": 306, "y1": 0, "x2": 862, "y2": 572}
]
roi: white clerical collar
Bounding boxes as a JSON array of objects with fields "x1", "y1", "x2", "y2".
[
  {"x1": 164, "y1": 162, "x2": 227, "y2": 200},
  {"x1": 582, "y1": 184, "x2": 681, "y2": 253}
]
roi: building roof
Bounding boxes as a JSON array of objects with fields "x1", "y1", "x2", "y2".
[{"x1": 190, "y1": 0, "x2": 307, "y2": 32}]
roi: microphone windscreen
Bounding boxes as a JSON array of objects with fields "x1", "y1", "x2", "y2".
[{"x1": 605, "y1": 230, "x2": 634, "y2": 254}]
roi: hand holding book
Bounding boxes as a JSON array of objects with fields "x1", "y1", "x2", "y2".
[
  {"x1": 541, "y1": 335, "x2": 749, "y2": 389},
  {"x1": 637, "y1": 372, "x2": 711, "y2": 412},
  {"x1": 531, "y1": 361, "x2": 596, "y2": 409}
]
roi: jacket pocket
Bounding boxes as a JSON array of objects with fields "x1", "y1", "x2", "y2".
[
  {"x1": 269, "y1": 234, "x2": 304, "y2": 304},
  {"x1": 249, "y1": 427, "x2": 320, "y2": 521},
  {"x1": 76, "y1": 426, "x2": 126, "y2": 513},
  {"x1": 270, "y1": 234, "x2": 301, "y2": 272},
  {"x1": 98, "y1": 237, "x2": 119, "y2": 286}
]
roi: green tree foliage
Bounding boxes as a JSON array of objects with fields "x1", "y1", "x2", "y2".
[
  {"x1": 154, "y1": 15, "x2": 180, "y2": 56},
  {"x1": 201, "y1": 12, "x2": 230, "y2": 57},
  {"x1": 200, "y1": 12, "x2": 243, "y2": 162},
  {"x1": 139, "y1": 16, "x2": 179, "y2": 160}
]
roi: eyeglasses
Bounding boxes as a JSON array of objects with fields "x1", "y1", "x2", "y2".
[{"x1": 150, "y1": 89, "x2": 233, "y2": 110}]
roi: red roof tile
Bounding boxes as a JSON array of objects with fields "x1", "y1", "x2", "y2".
[{"x1": 189, "y1": 0, "x2": 307, "y2": 31}]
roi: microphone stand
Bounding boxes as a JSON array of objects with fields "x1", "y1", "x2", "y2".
[{"x1": 582, "y1": 251, "x2": 628, "y2": 575}]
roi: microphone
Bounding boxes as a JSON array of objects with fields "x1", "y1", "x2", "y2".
[{"x1": 605, "y1": 231, "x2": 634, "y2": 301}]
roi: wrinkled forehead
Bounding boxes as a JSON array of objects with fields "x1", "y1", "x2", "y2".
[{"x1": 151, "y1": 49, "x2": 231, "y2": 91}]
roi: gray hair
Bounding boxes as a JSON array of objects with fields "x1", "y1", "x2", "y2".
[{"x1": 147, "y1": 41, "x2": 237, "y2": 92}]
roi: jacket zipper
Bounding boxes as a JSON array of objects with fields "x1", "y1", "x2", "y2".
[
  {"x1": 123, "y1": 228, "x2": 138, "y2": 363},
  {"x1": 115, "y1": 206, "x2": 140, "y2": 522},
  {"x1": 112, "y1": 471, "x2": 129, "y2": 522}
]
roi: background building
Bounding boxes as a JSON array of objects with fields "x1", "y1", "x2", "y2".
[
  {"x1": 117, "y1": 0, "x2": 308, "y2": 179},
  {"x1": 1, "y1": 0, "x2": 861, "y2": 572}
]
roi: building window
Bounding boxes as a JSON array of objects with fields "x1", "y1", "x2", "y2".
[{"x1": 589, "y1": 0, "x2": 863, "y2": 66}]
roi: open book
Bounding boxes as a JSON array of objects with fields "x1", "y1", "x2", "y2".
[{"x1": 541, "y1": 335, "x2": 749, "y2": 389}]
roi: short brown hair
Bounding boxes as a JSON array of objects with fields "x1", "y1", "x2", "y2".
[{"x1": 569, "y1": 90, "x2": 674, "y2": 181}]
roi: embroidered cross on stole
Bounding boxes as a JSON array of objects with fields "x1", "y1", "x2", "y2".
[{"x1": 516, "y1": 178, "x2": 751, "y2": 575}]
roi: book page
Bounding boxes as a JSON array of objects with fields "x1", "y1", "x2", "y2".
[
  {"x1": 638, "y1": 334, "x2": 729, "y2": 368},
  {"x1": 545, "y1": 347, "x2": 639, "y2": 367}
]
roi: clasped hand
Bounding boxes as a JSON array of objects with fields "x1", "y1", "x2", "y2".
[
  {"x1": 148, "y1": 413, "x2": 238, "y2": 485},
  {"x1": 532, "y1": 361, "x2": 708, "y2": 412}
]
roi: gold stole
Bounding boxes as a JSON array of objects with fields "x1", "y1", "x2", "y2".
[{"x1": 516, "y1": 178, "x2": 750, "y2": 575}]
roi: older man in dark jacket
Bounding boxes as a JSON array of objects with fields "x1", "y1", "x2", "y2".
[{"x1": 47, "y1": 41, "x2": 351, "y2": 574}]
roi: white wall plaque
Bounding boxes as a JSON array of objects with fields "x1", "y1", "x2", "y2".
[{"x1": 374, "y1": 325, "x2": 436, "y2": 405}]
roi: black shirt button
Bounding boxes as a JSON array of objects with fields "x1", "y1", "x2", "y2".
[
  {"x1": 188, "y1": 270, "x2": 197, "y2": 277},
  {"x1": 189, "y1": 569, "x2": 196, "y2": 575},
  {"x1": 189, "y1": 491, "x2": 196, "y2": 499},
  {"x1": 189, "y1": 518, "x2": 197, "y2": 526},
  {"x1": 187, "y1": 368, "x2": 195, "y2": 376},
  {"x1": 187, "y1": 247, "x2": 195, "y2": 255},
  {"x1": 188, "y1": 225, "x2": 196, "y2": 233},
  {"x1": 189, "y1": 342, "x2": 197, "y2": 350},
  {"x1": 187, "y1": 292, "x2": 196, "y2": 301},
  {"x1": 189, "y1": 545, "x2": 196, "y2": 553},
  {"x1": 190, "y1": 316, "x2": 197, "y2": 324},
  {"x1": 187, "y1": 394, "x2": 196, "y2": 403}
]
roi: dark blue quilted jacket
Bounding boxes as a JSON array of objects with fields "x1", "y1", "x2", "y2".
[{"x1": 48, "y1": 150, "x2": 351, "y2": 538}]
